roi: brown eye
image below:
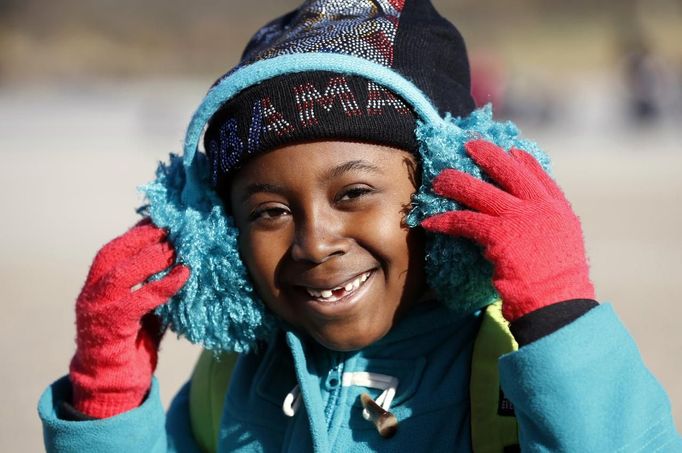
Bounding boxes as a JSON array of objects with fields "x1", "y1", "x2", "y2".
[
  {"x1": 337, "y1": 186, "x2": 374, "y2": 202},
  {"x1": 249, "y1": 205, "x2": 291, "y2": 222}
]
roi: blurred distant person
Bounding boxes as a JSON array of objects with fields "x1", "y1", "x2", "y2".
[
  {"x1": 470, "y1": 51, "x2": 506, "y2": 112},
  {"x1": 623, "y1": 39, "x2": 663, "y2": 124}
]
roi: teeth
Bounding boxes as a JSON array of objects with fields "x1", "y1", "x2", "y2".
[{"x1": 305, "y1": 271, "x2": 372, "y2": 301}]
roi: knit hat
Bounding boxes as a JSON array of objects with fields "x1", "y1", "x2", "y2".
[
  {"x1": 204, "y1": 72, "x2": 419, "y2": 191},
  {"x1": 141, "y1": 0, "x2": 552, "y2": 353},
  {"x1": 204, "y1": 0, "x2": 475, "y2": 190}
]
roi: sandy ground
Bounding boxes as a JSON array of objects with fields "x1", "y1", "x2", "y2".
[{"x1": 1, "y1": 79, "x2": 680, "y2": 451}]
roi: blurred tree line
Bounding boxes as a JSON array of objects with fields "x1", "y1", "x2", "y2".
[{"x1": 0, "y1": 0, "x2": 680, "y2": 83}]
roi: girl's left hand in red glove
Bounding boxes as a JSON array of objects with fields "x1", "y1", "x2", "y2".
[{"x1": 421, "y1": 139, "x2": 595, "y2": 322}]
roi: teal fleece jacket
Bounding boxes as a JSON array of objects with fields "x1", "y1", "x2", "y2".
[{"x1": 39, "y1": 303, "x2": 682, "y2": 452}]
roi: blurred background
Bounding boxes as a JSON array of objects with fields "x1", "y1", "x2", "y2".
[{"x1": 1, "y1": 0, "x2": 681, "y2": 450}]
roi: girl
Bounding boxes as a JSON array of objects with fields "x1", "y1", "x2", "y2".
[{"x1": 39, "y1": 1, "x2": 681, "y2": 451}]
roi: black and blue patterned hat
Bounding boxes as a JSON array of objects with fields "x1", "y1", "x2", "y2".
[{"x1": 205, "y1": 0, "x2": 475, "y2": 190}]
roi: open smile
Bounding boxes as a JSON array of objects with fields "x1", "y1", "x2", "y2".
[
  {"x1": 284, "y1": 267, "x2": 381, "y2": 325},
  {"x1": 304, "y1": 271, "x2": 373, "y2": 303}
]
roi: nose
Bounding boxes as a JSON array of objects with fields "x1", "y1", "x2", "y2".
[{"x1": 290, "y1": 208, "x2": 350, "y2": 264}]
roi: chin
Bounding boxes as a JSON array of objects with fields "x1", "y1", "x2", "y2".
[{"x1": 310, "y1": 326, "x2": 390, "y2": 352}]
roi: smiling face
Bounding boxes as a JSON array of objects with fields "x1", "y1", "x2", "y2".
[{"x1": 229, "y1": 141, "x2": 426, "y2": 351}]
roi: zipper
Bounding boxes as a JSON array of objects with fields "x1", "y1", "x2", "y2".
[{"x1": 323, "y1": 352, "x2": 344, "y2": 431}]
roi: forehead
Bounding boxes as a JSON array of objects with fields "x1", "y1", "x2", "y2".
[{"x1": 231, "y1": 141, "x2": 416, "y2": 185}]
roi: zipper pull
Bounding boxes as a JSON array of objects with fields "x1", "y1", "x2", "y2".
[{"x1": 360, "y1": 393, "x2": 398, "y2": 438}]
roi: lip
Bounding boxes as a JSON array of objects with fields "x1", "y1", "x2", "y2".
[{"x1": 294, "y1": 269, "x2": 376, "y2": 320}]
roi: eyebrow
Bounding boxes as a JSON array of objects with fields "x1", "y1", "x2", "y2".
[
  {"x1": 239, "y1": 182, "x2": 287, "y2": 202},
  {"x1": 239, "y1": 160, "x2": 383, "y2": 202},
  {"x1": 324, "y1": 159, "x2": 383, "y2": 180}
]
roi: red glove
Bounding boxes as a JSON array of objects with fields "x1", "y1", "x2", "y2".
[
  {"x1": 69, "y1": 220, "x2": 190, "y2": 418},
  {"x1": 421, "y1": 140, "x2": 595, "y2": 321}
]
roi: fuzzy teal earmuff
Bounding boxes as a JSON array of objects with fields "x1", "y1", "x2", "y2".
[{"x1": 140, "y1": 54, "x2": 551, "y2": 353}]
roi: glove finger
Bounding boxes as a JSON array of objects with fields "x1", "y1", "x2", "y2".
[
  {"x1": 87, "y1": 221, "x2": 167, "y2": 286},
  {"x1": 129, "y1": 264, "x2": 190, "y2": 317},
  {"x1": 101, "y1": 241, "x2": 177, "y2": 293},
  {"x1": 465, "y1": 140, "x2": 549, "y2": 201},
  {"x1": 509, "y1": 148, "x2": 566, "y2": 200},
  {"x1": 421, "y1": 210, "x2": 494, "y2": 245},
  {"x1": 431, "y1": 168, "x2": 519, "y2": 215}
]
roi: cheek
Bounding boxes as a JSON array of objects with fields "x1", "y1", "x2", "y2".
[
  {"x1": 404, "y1": 227, "x2": 426, "y2": 283},
  {"x1": 356, "y1": 204, "x2": 414, "y2": 273},
  {"x1": 366, "y1": 193, "x2": 424, "y2": 294},
  {"x1": 238, "y1": 229, "x2": 291, "y2": 296}
]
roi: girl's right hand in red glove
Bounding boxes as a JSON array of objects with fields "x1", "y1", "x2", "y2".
[{"x1": 69, "y1": 220, "x2": 190, "y2": 418}]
